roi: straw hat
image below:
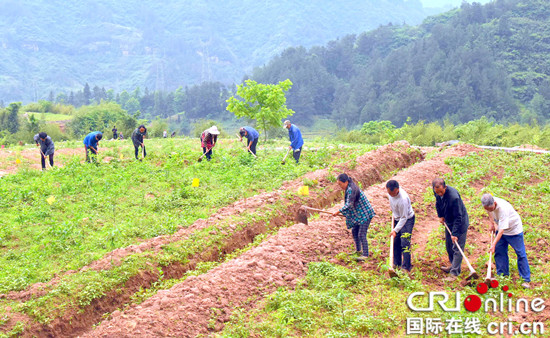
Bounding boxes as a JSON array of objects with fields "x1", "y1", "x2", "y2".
[{"x1": 208, "y1": 126, "x2": 220, "y2": 135}]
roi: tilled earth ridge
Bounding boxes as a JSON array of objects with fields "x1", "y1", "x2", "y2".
[
  {"x1": 84, "y1": 144, "x2": 483, "y2": 337},
  {"x1": 2, "y1": 142, "x2": 423, "y2": 337}
]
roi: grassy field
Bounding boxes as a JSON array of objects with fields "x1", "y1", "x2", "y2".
[
  {"x1": 0, "y1": 137, "x2": 376, "y2": 334},
  {"x1": 219, "y1": 150, "x2": 550, "y2": 337}
]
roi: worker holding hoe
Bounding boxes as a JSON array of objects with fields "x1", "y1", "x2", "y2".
[
  {"x1": 284, "y1": 120, "x2": 303, "y2": 164},
  {"x1": 200, "y1": 126, "x2": 220, "y2": 161},
  {"x1": 83, "y1": 131, "x2": 102, "y2": 163},
  {"x1": 239, "y1": 126, "x2": 259, "y2": 156},
  {"x1": 131, "y1": 125, "x2": 148, "y2": 160},
  {"x1": 386, "y1": 180, "x2": 415, "y2": 273},
  {"x1": 33, "y1": 132, "x2": 55, "y2": 170},
  {"x1": 481, "y1": 193, "x2": 531, "y2": 289},
  {"x1": 332, "y1": 173, "x2": 376, "y2": 261},
  {"x1": 433, "y1": 178, "x2": 470, "y2": 281}
]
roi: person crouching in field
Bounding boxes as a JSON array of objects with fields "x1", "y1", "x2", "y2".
[
  {"x1": 132, "y1": 125, "x2": 147, "y2": 160},
  {"x1": 83, "y1": 131, "x2": 102, "y2": 163},
  {"x1": 239, "y1": 126, "x2": 259, "y2": 156},
  {"x1": 332, "y1": 173, "x2": 376, "y2": 261},
  {"x1": 34, "y1": 132, "x2": 55, "y2": 170},
  {"x1": 481, "y1": 193, "x2": 531, "y2": 289},
  {"x1": 200, "y1": 126, "x2": 220, "y2": 161},
  {"x1": 386, "y1": 179, "x2": 415, "y2": 273}
]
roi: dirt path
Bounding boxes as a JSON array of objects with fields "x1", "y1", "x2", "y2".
[{"x1": 83, "y1": 144, "x2": 481, "y2": 337}]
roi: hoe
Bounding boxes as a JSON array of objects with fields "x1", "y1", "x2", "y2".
[
  {"x1": 444, "y1": 223, "x2": 479, "y2": 281},
  {"x1": 296, "y1": 206, "x2": 344, "y2": 225}
]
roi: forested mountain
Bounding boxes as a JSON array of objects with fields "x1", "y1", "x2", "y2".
[
  {"x1": 251, "y1": 0, "x2": 550, "y2": 127},
  {"x1": 0, "y1": 0, "x2": 444, "y2": 103}
]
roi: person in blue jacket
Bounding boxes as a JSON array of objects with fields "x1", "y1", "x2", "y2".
[
  {"x1": 83, "y1": 131, "x2": 103, "y2": 162},
  {"x1": 284, "y1": 120, "x2": 303, "y2": 164},
  {"x1": 239, "y1": 126, "x2": 260, "y2": 156}
]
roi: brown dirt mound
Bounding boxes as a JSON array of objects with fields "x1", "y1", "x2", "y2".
[
  {"x1": 4, "y1": 142, "x2": 424, "y2": 337},
  {"x1": 83, "y1": 144, "x2": 481, "y2": 337}
]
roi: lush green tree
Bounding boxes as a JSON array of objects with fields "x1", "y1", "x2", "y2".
[
  {"x1": 226, "y1": 79, "x2": 294, "y2": 141},
  {"x1": 5, "y1": 102, "x2": 21, "y2": 133}
]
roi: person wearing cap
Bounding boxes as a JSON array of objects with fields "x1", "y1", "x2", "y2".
[
  {"x1": 239, "y1": 126, "x2": 259, "y2": 156},
  {"x1": 131, "y1": 125, "x2": 148, "y2": 160},
  {"x1": 386, "y1": 180, "x2": 415, "y2": 272},
  {"x1": 200, "y1": 126, "x2": 220, "y2": 161},
  {"x1": 481, "y1": 193, "x2": 531, "y2": 289},
  {"x1": 33, "y1": 132, "x2": 55, "y2": 170},
  {"x1": 83, "y1": 131, "x2": 103, "y2": 163},
  {"x1": 283, "y1": 120, "x2": 304, "y2": 164}
]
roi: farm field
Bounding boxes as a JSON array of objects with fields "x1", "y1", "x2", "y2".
[{"x1": 1, "y1": 139, "x2": 549, "y2": 337}]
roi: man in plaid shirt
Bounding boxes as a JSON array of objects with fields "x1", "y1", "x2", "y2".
[{"x1": 333, "y1": 173, "x2": 376, "y2": 261}]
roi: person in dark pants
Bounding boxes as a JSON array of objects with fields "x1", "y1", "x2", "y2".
[
  {"x1": 481, "y1": 193, "x2": 531, "y2": 289},
  {"x1": 433, "y1": 178, "x2": 469, "y2": 281},
  {"x1": 112, "y1": 126, "x2": 118, "y2": 140},
  {"x1": 83, "y1": 132, "x2": 102, "y2": 163},
  {"x1": 332, "y1": 173, "x2": 376, "y2": 261},
  {"x1": 200, "y1": 126, "x2": 220, "y2": 161},
  {"x1": 239, "y1": 126, "x2": 259, "y2": 156},
  {"x1": 131, "y1": 125, "x2": 147, "y2": 160},
  {"x1": 34, "y1": 132, "x2": 55, "y2": 170},
  {"x1": 386, "y1": 180, "x2": 415, "y2": 273},
  {"x1": 284, "y1": 120, "x2": 303, "y2": 164}
]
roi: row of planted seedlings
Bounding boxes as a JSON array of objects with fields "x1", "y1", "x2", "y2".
[
  {"x1": 0, "y1": 140, "x2": 422, "y2": 336},
  {"x1": 217, "y1": 148, "x2": 550, "y2": 337},
  {"x1": 0, "y1": 138, "x2": 372, "y2": 336}
]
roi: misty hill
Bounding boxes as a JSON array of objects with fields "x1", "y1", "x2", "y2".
[
  {"x1": 0, "y1": 0, "x2": 444, "y2": 103},
  {"x1": 250, "y1": 0, "x2": 550, "y2": 126}
]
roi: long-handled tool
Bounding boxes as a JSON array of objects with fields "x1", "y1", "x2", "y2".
[
  {"x1": 296, "y1": 206, "x2": 345, "y2": 225},
  {"x1": 142, "y1": 143, "x2": 146, "y2": 160},
  {"x1": 40, "y1": 149, "x2": 52, "y2": 169},
  {"x1": 388, "y1": 215, "x2": 398, "y2": 278},
  {"x1": 443, "y1": 223, "x2": 479, "y2": 280},
  {"x1": 281, "y1": 148, "x2": 291, "y2": 164},
  {"x1": 485, "y1": 231, "x2": 494, "y2": 284},
  {"x1": 197, "y1": 147, "x2": 211, "y2": 162}
]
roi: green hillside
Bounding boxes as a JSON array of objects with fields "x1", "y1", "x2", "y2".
[
  {"x1": 0, "y1": 0, "x2": 441, "y2": 103},
  {"x1": 251, "y1": 0, "x2": 550, "y2": 126}
]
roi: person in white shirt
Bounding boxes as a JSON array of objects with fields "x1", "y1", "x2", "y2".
[
  {"x1": 481, "y1": 193, "x2": 531, "y2": 288},
  {"x1": 386, "y1": 180, "x2": 415, "y2": 272}
]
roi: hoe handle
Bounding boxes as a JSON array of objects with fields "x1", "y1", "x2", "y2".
[{"x1": 444, "y1": 223, "x2": 476, "y2": 274}]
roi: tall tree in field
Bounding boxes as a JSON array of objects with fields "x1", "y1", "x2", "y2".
[
  {"x1": 6, "y1": 102, "x2": 21, "y2": 133},
  {"x1": 83, "y1": 83, "x2": 91, "y2": 105},
  {"x1": 226, "y1": 79, "x2": 294, "y2": 141}
]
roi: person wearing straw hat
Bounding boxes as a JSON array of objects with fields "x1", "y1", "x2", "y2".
[
  {"x1": 239, "y1": 126, "x2": 259, "y2": 156},
  {"x1": 283, "y1": 120, "x2": 303, "y2": 164},
  {"x1": 33, "y1": 132, "x2": 55, "y2": 170},
  {"x1": 200, "y1": 126, "x2": 220, "y2": 161}
]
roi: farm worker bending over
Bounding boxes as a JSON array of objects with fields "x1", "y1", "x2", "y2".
[
  {"x1": 433, "y1": 178, "x2": 470, "y2": 281},
  {"x1": 332, "y1": 173, "x2": 376, "y2": 262},
  {"x1": 239, "y1": 126, "x2": 259, "y2": 156},
  {"x1": 34, "y1": 132, "x2": 55, "y2": 170},
  {"x1": 284, "y1": 120, "x2": 303, "y2": 164},
  {"x1": 83, "y1": 132, "x2": 102, "y2": 163},
  {"x1": 132, "y1": 125, "x2": 147, "y2": 160},
  {"x1": 200, "y1": 126, "x2": 220, "y2": 161},
  {"x1": 386, "y1": 180, "x2": 415, "y2": 273},
  {"x1": 481, "y1": 193, "x2": 531, "y2": 289}
]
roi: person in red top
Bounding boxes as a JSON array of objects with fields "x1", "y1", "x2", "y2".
[{"x1": 200, "y1": 126, "x2": 220, "y2": 161}]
